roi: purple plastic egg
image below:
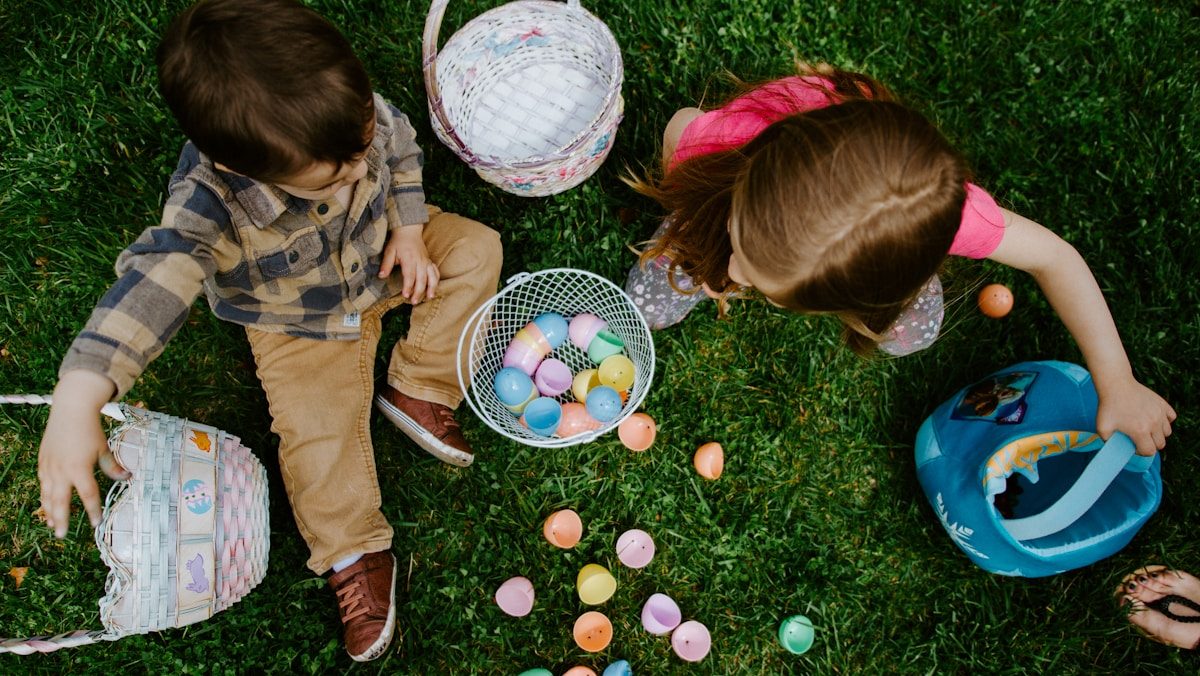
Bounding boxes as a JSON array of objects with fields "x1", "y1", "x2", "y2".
[
  {"x1": 641, "y1": 593, "x2": 681, "y2": 635},
  {"x1": 534, "y1": 358, "x2": 573, "y2": 397}
]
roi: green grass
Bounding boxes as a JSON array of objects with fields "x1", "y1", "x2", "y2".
[{"x1": 2, "y1": 0, "x2": 1198, "y2": 673}]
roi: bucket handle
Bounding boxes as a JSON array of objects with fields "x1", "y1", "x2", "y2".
[
  {"x1": 1000, "y1": 432, "x2": 1151, "y2": 542},
  {"x1": 422, "y1": 0, "x2": 584, "y2": 163}
]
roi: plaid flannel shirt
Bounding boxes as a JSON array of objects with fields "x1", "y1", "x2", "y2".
[{"x1": 60, "y1": 94, "x2": 428, "y2": 398}]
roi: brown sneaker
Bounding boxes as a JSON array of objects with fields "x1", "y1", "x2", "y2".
[
  {"x1": 375, "y1": 385, "x2": 474, "y2": 467},
  {"x1": 328, "y1": 551, "x2": 397, "y2": 662}
]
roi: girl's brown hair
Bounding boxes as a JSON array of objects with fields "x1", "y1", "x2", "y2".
[{"x1": 628, "y1": 65, "x2": 969, "y2": 354}]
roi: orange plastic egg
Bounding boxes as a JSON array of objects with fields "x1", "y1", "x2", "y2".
[
  {"x1": 618, "y1": 412, "x2": 657, "y2": 451},
  {"x1": 543, "y1": 509, "x2": 583, "y2": 548},
  {"x1": 573, "y1": 611, "x2": 613, "y2": 652},
  {"x1": 694, "y1": 442, "x2": 724, "y2": 480},
  {"x1": 558, "y1": 402, "x2": 604, "y2": 438},
  {"x1": 978, "y1": 283, "x2": 1014, "y2": 318}
]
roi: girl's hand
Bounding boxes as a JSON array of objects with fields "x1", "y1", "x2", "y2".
[
  {"x1": 379, "y1": 224, "x2": 439, "y2": 303},
  {"x1": 38, "y1": 370, "x2": 128, "y2": 538},
  {"x1": 1095, "y1": 376, "x2": 1176, "y2": 456}
]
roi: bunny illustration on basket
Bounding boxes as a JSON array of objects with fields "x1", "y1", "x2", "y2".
[
  {"x1": 0, "y1": 396, "x2": 269, "y2": 654},
  {"x1": 423, "y1": 0, "x2": 624, "y2": 196}
]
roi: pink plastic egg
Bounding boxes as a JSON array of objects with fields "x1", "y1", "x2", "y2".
[
  {"x1": 562, "y1": 669, "x2": 597, "y2": 676},
  {"x1": 569, "y1": 313, "x2": 607, "y2": 351},
  {"x1": 672, "y1": 620, "x2": 712, "y2": 662},
  {"x1": 533, "y1": 358, "x2": 573, "y2": 397},
  {"x1": 494, "y1": 576, "x2": 535, "y2": 617},
  {"x1": 558, "y1": 402, "x2": 604, "y2": 438},
  {"x1": 616, "y1": 528, "x2": 655, "y2": 568},
  {"x1": 503, "y1": 339, "x2": 543, "y2": 376}
]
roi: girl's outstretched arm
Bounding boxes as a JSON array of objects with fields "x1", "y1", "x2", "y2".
[{"x1": 987, "y1": 209, "x2": 1176, "y2": 455}]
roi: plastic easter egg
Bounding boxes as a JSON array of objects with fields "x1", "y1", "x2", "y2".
[
  {"x1": 617, "y1": 413, "x2": 656, "y2": 452},
  {"x1": 494, "y1": 576, "x2": 535, "y2": 617},
  {"x1": 517, "y1": 670, "x2": 554, "y2": 676},
  {"x1": 533, "y1": 358, "x2": 573, "y2": 397},
  {"x1": 616, "y1": 529, "x2": 655, "y2": 569},
  {"x1": 778, "y1": 614, "x2": 815, "y2": 655},
  {"x1": 503, "y1": 338, "x2": 544, "y2": 376},
  {"x1": 573, "y1": 611, "x2": 614, "y2": 652},
  {"x1": 543, "y1": 509, "x2": 583, "y2": 548},
  {"x1": 494, "y1": 367, "x2": 537, "y2": 413},
  {"x1": 569, "y1": 313, "x2": 607, "y2": 351},
  {"x1": 978, "y1": 283, "x2": 1014, "y2": 318},
  {"x1": 587, "y1": 330, "x2": 625, "y2": 364},
  {"x1": 558, "y1": 402, "x2": 604, "y2": 438},
  {"x1": 573, "y1": 369, "x2": 601, "y2": 403},
  {"x1": 598, "y1": 354, "x2": 636, "y2": 391},
  {"x1": 523, "y1": 397, "x2": 562, "y2": 436},
  {"x1": 694, "y1": 442, "x2": 724, "y2": 480},
  {"x1": 671, "y1": 620, "x2": 712, "y2": 662},
  {"x1": 532, "y1": 312, "x2": 569, "y2": 349},
  {"x1": 513, "y1": 324, "x2": 552, "y2": 354},
  {"x1": 577, "y1": 564, "x2": 617, "y2": 605},
  {"x1": 602, "y1": 661, "x2": 632, "y2": 676},
  {"x1": 562, "y1": 668, "x2": 597, "y2": 676},
  {"x1": 585, "y1": 386, "x2": 622, "y2": 423},
  {"x1": 640, "y1": 593, "x2": 681, "y2": 635}
]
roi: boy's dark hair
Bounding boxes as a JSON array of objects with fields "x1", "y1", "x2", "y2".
[{"x1": 157, "y1": 0, "x2": 374, "y2": 182}]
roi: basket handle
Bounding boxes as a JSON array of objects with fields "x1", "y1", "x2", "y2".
[
  {"x1": 999, "y1": 432, "x2": 1152, "y2": 541},
  {"x1": 0, "y1": 394, "x2": 127, "y2": 421},
  {"x1": 422, "y1": 0, "x2": 584, "y2": 162}
]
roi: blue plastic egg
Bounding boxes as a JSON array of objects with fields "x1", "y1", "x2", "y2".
[
  {"x1": 493, "y1": 367, "x2": 537, "y2": 413},
  {"x1": 532, "y1": 312, "x2": 569, "y2": 350},
  {"x1": 524, "y1": 397, "x2": 563, "y2": 436},
  {"x1": 585, "y1": 385, "x2": 622, "y2": 423},
  {"x1": 603, "y1": 661, "x2": 632, "y2": 676}
]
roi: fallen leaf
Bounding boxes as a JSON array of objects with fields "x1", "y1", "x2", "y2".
[
  {"x1": 9, "y1": 567, "x2": 28, "y2": 589},
  {"x1": 34, "y1": 257, "x2": 49, "y2": 268},
  {"x1": 0, "y1": 345, "x2": 9, "y2": 359},
  {"x1": 32, "y1": 507, "x2": 48, "y2": 524}
]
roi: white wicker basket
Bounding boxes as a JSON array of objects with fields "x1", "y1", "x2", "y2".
[
  {"x1": 0, "y1": 396, "x2": 269, "y2": 654},
  {"x1": 423, "y1": 0, "x2": 624, "y2": 196},
  {"x1": 457, "y1": 269, "x2": 654, "y2": 447}
]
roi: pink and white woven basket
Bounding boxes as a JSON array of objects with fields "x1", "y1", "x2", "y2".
[
  {"x1": 0, "y1": 396, "x2": 269, "y2": 654},
  {"x1": 423, "y1": 0, "x2": 624, "y2": 196}
]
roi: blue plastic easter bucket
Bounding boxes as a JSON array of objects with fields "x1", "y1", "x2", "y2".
[{"x1": 915, "y1": 361, "x2": 1161, "y2": 577}]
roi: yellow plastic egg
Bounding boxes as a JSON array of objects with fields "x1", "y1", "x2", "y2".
[
  {"x1": 543, "y1": 509, "x2": 583, "y2": 548},
  {"x1": 598, "y1": 354, "x2": 636, "y2": 391},
  {"x1": 572, "y1": 369, "x2": 601, "y2": 403},
  {"x1": 576, "y1": 563, "x2": 617, "y2": 605},
  {"x1": 694, "y1": 442, "x2": 724, "y2": 480}
]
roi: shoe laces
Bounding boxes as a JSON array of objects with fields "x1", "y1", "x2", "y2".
[
  {"x1": 336, "y1": 580, "x2": 371, "y2": 623},
  {"x1": 433, "y1": 405, "x2": 459, "y2": 433}
]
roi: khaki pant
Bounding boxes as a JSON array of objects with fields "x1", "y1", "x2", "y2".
[{"x1": 246, "y1": 207, "x2": 501, "y2": 574}]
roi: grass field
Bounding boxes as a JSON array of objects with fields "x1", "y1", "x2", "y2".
[{"x1": 1, "y1": 0, "x2": 1198, "y2": 673}]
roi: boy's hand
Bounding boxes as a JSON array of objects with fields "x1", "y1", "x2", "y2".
[
  {"x1": 1096, "y1": 376, "x2": 1176, "y2": 456},
  {"x1": 379, "y1": 224, "x2": 439, "y2": 304},
  {"x1": 38, "y1": 370, "x2": 128, "y2": 538}
]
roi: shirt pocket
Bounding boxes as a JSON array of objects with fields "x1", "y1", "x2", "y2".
[{"x1": 254, "y1": 228, "x2": 326, "y2": 280}]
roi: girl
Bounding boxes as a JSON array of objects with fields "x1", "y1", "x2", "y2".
[{"x1": 625, "y1": 65, "x2": 1175, "y2": 455}]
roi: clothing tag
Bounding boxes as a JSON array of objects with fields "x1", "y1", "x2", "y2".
[{"x1": 343, "y1": 312, "x2": 361, "y2": 328}]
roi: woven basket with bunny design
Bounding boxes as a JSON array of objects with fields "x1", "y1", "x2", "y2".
[
  {"x1": 0, "y1": 396, "x2": 269, "y2": 654},
  {"x1": 423, "y1": 0, "x2": 624, "y2": 196}
]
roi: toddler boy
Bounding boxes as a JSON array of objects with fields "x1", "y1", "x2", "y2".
[{"x1": 36, "y1": 0, "x2": 501, "y2": 661}]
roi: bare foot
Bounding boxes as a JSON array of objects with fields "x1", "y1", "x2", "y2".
[{"x1": 1118, "y1": 566, "x2": 1200, "y2": 650}]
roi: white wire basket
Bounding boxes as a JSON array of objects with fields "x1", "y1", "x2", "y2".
[
  {"x1": 422, "y1": 0, "x2": 624, "y2": 196},
  {"x1": 458, "y1": 268, "x2": 654, "y2": 447}
]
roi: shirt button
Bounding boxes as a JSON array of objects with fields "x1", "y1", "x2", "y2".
[
  {"x1": 317, "y1": 203, "x2": 329, "y2": 215},
  {"x1": 356, "y1": 285, "x2": 365, "y2": 296},
  {"x1": 288, "y1": 251, "x2": 299, "y2": 263},
  {"x1": 350, "y1": 262, "x2": 359, "y2": 273}
]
